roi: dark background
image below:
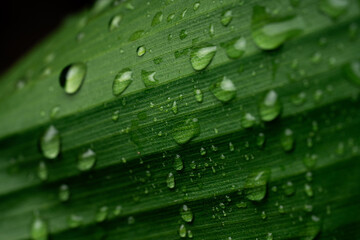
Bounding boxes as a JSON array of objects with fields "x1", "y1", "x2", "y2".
[{"x1": 0, "y1": 0, "x2": 95, "y2": 75}]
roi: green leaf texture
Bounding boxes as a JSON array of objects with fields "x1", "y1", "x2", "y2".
[{"x1": 0, "y1": 0, "x2": 360, "y2": 239}]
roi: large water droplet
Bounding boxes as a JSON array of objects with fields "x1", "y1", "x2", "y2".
[
  {"x1": 259, "y1": 90, "x2": 282, "y2": 122},
  {"x1": 31, "y1": 215, "x2": 48, "y2": 240},
  {"x1": 59, "y1": 63, "x2": 87, "y2": 94},
  {"x1": 180, "y1": 205, "x2": 194, "y2": 222},
  {"x1": 40, "y1": 125, "x2": 60, "y2": 159},
  {"x1": 173, "y1": 118, "x2": 200, "y2": 144},
  {"x1": 113, "y1": 68, "x2": 133, "y2": 96},
  {"x1": 244, "y1": 170, "x2": 270, "y2": 201},
  {"x1": 319, "y1": 0, "x2": 349, "y2": 18},
  {"x1": 109, "y1": 14, "x2": 122, "y2": 31},
  {"x1": 222, "y1": 37, "x2": 246, "y2": 59},
  {"x1": 78, "y1": 149, "x2": 96, "y2": 171},
  {"x1": 210, "y1": 76, "x2": 236, "y2": 103},
  {"x1": 221, "y1": 10, "x2": 233, "y2": 26},
  {"x1": 141, "y1": 70, "x2": 159, "y2": 87},
  {"x1": 59, "y1": 184, "x2": 70, "y2": 202},
  {"x1": 281, "y1": 128, "x2": 295, "y2": 152},
  {"x1": 166, "y1": 172, "x2": 175, "y2": 189},
  {"x1": 343, "y1": 60, "x2": 360, "y2": 87},
  {"x1": 151, "y1": 11, "x2": 163, "y2": 26},
  {"x1": 190, "y1": 44, "x2": 217, "y2": 71},
  {"x1": 251, "y1": 5, "x2": 305, "y2": 50}
]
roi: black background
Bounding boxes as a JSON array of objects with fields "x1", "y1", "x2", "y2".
[{"x1": 0, "y1": 0, "x2": 94, "y2": 75}]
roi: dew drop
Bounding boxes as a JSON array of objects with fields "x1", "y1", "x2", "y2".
[
  {"x1": 251, "y1": 5, "x2": 305, "y2": 50},
  {"x1": 40, "y1": 125, "x2": 60, "y2": 159},
  {"x1": 59, "y1": 184, "x2": 70, "y2": 202},
  {"x1": 190, "y1": 44, "x2": 217, "y2": 71},
  {"x1": 210, "y1": 76, "x2": 237, "y2": 103},
  {"x1": 129, "y1": 30, "x2": 145, "y2": 41},
  {"x1": 180, "y1": 205, "x2": 194, "y2": 222},
  {"x1": 109, "y1": 14, "x2": 122, "y2": 31},
  {"x1": 319, "y1": 0, "x2": 349, "y2": 18},
  {"x1": 68, "y1": 214, "x2": 83, "y2": 228},
  {"x1": 303, "y1": 154, "x2": 317, "y2": 169},
  {"x1": 173, "y1": 118, "x2": 200, "y2": 144},
  {"x1": 37, "y1": 162, "x2": 48, "y2": 181},
  {"x1": 281, "y1": 128, "x2": 295, "y2": 152},
  {"x1": 174, "y1": 154, "x2": 183, "y2": 171},
  {"x1": 151, "y1": 11, "x2": 163, "y2": 26},
  {"x1": 258, "y1": 90, "x2": 282, "y2": 122},
  {"x1": 209, "y1": 23, "x2": 215, "y2": 37},
  {"x1": 112, "y1": 68, "x2": 133, "y2": 96},
  {"x1": 257, "y1": 132, "x2": 266, "y2": 148},
  {"x1": 166, "y1": 172, "x2": 175, "y2": 189},
  {"x1": 172, "y1": 101, "x2": 178, "y2": 114},
  {"x1": 137, "y1": 46, "x2": 146, "y2": 56},
  {"x1": 59, "y1": 63, "x2": 87, "y2": 94},
  {"x1": 179, "y1": 224, "x2": 187, "y2": 238},
  {"x1": 244, "y1": 169, "x2": 270, "y2": 201},
  {"x1": 31, "y1": 215, "x2": 48, "y2": 240},
  {"x1": 343, "y1": 60, "x2": 360, "y2": 87},
  {"x1": 221, "y1": 10, "x2": 233, "y2": 26},
  {"x1": 96, "y1": 206, "x2": 109, "y2": 222},
  {"x1": 179, "y1": 29, "x2": 188, "y2": 40},
  {"x1": 304, "y1": 183, "x2": 314, "y2": 197},
  {"x1": 241, "y1": 112, "x2": 256, "y2": 128},
  {"x1": 194, "y1": 89, "x2": 203, "y2": 103},
  {"x1": 193, "y1": 2, "x2": 200, "y2": 11},
  {"x1": 223, "y1": 37, "x2": 246, "y2": 59},
  {"x1": 78, "y1": 149, "x2": 96, "y2": 171},
  {"x1": 282, "y1": 181, "x2": 295, "y2": 196},
  {"x1": 141, "y1": 70, "x2": 159, "y2": 87}
]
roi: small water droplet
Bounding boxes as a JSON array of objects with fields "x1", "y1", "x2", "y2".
[
  {"x1": 244, "y1": 170, "x2": 270, "y2": 201},
  {"x1": 304, "y1": 183, "x2": 314, "y2": 197},
  {"x1": 319, "y1": 0, "x2": 349, "y2": 18},
  {"x1": 291, "y1": 92, "x2": 306, "y2": 105},
  {"x1": 109, "y1": 14, "x2": 122, "y2": 31},
  {"x1": 174, "y1": 154, "x2": 183, "y2": 171},
  {"x1": 68, "y1": 214, "x2": 83, "y2": 228},
  {"x1": 113, "y1": 205, "x2": 123, "y2": 216},
  {"x1": 343, "y1": 60, "x2": 360, "y2": 87},
  {"x1": 303, "y1": 154, "x2": 317, "y2": 169},
  {"x1": 151, "y1": 11, "x2": 163, "y2": 26},
  {"x1": 282, "y1": 181, "x2": 295, "y2": 196},
  {"x1": 241, "y1": 112, "x2": 256, "y2": 128},
  {"x1": 112, "y1": 110, "x2": 120, "y2": 122},
  {"x1": 129, "y1": 30, "x2": 145, "y2": 41},
  {"x1": 59, "y1": 63, "x2": 87, "y2": 94},
  {"x1": 167, "y1": 13, "x2": 175, "y2": 22},
  {"x1": 200, "y1": 147, "x2": 206, "y2": 155},
  {"x1": 190, "y1": 44, "x2": 217, "y2": 71},
  {"x1": 78, "y1": 149, "x2": 96, "y2": 171},
  {"x1": 281, "y1": 128, "x2": 295, "y2": 152},
  {"x1": 141, "y1": 70, "x2": 159, "y2": 87},
  {"x1": 257, "y1": 132, "x2": 266, "y2": 148},
  {"x1": 193, "y1": 2, "x2": 200, "y2": 11},
  {"x1": 40, "y1": 125, "x2": 60, "y2": 159},
  {"x1": 179, "y1": 29, "x2": 188, "y2": 40},
  {"x1": 209, "y1": 23, "x2": 215, "y2": 37},
  {"x1": 222, "y1": 37, "x2": 246, "y2": 59},
  {"x1": 180, "y1": 205, "x2": 194, "y2": 222},
  {"x1": 251, "y1": 5, "x2": 305, "y2": 50},
  {"x1": 96, "y1": 206, "x2": 109, "y2": 222},
  {"x1": 194, "y1": 88, "x2": 203, "y2": 103},
  {"x1": 37, "y1": 162, "x2": 48, "y2": 181},
  {"x1": 59, "y1": 184, "x2": 70, "y2": 202},
  {"x1": 179, "y1": 224, "x2": 187, "y2": 238},
  {"x1": 171, "y1": 101, "x2": 178, "y2": 114},
  {"x1": 112, "y1": 68, "x2": 133, "y2": 96},
  {"x1": 258, "y1": 90, "x2": 282, "y2": 122},
  {"x1": 31, "y1": 215, "x2": 48, "y2": 240},
  {"x1": 173, "y1": 118, "x2": 200, "y2": 144},
  {"x1": 137, "y1": 46, "x2": 146, "y2": 56},
  {"x1": 167, "y1": 172, "x2": 175, "y2": 189},
  {"x1": 221, "y1": 10, "x2": 233, "y2": 26},
  {"x1": 210, "y1": 76, "x2": 236, "y2": 103}
]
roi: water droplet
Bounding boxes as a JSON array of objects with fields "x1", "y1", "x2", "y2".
[
  {"x1": 303, "y1": 154, "x2": 317, "y2": 169},
  {"x1": 266, "y1": 232, "x2": 273, "y2": 240},
  {"x1": 281, "y1": 128, "x2": 295, "y2": 152},
  {"x1": 180, "y1": 205, "x2": 193, "y2": 222},
  {"x1": 194, "y1": 89, "x2": 203, "y2": 103},
  {"x1": 59, "y1": 184, "x2": 70, "y2": 202},
  {"x1": 37, "y1": 162, "x2": 48, "y2": 181},
  {"x1": 190, "y1": 44, "x2": 217, "y2": 71},
  {"x1": 113, "y1": 205, "x2": 123, "y2": 216},
  {"x1": 137, "y1": 46, "x2": 146, "y2": 56},
  {"x1": 343, "y1": 60, "x2": 360, "y2": 87},
  {"x1": 109, "y1": 14, "x2": 122, "y2": 31},
  {"x1": 153, "y1": 57, "x2": 163, "y2": 65},
  {"x1": 78, "y1": 149, "x2": 96, "y2": 171},
  {"x1": 112, "y1": 110, "x2": 120, "y2": 122},
  {"x1": 210, "y1": 76, "x2": 236, "y2": 103},
  {"x1": 319, "y1": 0, "x2": 349, "y2": 18},
  {"x1": 236, "y1": 202, "x2": 247, "y2": 208},
  {"x1": 179, "y1": 224, "x2": 187, "y2": 238},
  {"x1": 200, "y1": 147, "x2": 206, "y2": 155},
  {"x1": 151, "y1": 11, "x2": 163, "y2": 26},
  {"x1": 128, "y1": 216, "x2": 135, "y2": 224},
  {"x1": 179, "y1": 29, "x2": 188, "y2": 40},
  {"x1": 68, "y1": 214, "x2": 83, "y2": 228},
  {"x1": 193, "y1": 2, "x2": 200, "y2": 11},
  {"x1": 222, "y1": 37, "x2": 246, "y2": 59},
  {"x1": 188, "y1": 230, "x2": 193, "y2": 238},
  {"x1": 112, "y1": 68, "x2": 133, "y2": 96},
  {"x1": 129, "y1": 30, "x2": 145, "y2": 41},
  {"x1": 96, "y1": 206, "x2": 109, "y2": 222},
  {"x1": 221, "y1": 10, "x2": 233, "y2": 26},
  {"x1": 31, "y1": 215, "x2": 48, "y2": 240},
  {"x1": 241, "y1": 112, "x2": 256, "y2": 128},
  {"x1": 59, "y1": 63, "x2": 87, "y2": 94},
  {"x1": 40, "y1": 125, "x2": 60, "y2": 159},
  {"x1": 244, "y1": 170, "x2": 270, "y2": 201},
  {"x1": 209, "y1": 23, "x2": 215, "y2": 37},
  {"x1": 251, "y1": 5, "x2": 305, "y2": 50},
  {"x1": 92, "y1": 0, "x2": 113, "y2": 15},
  {"x1": 282, "y1": 181, "x2": 295, "y2": 196},
  {"x1": 173, "y1": 118, "x2": 200, "y2": 144},
  {"x1": 259, "y1": 90, "x2": 282, "y2": 122},
  {"x1": 304, "y1": 183, "x2": 314, "y2": 197},
  {"x1": 167, "y1": 172, "x2": 175, "y2": 189},
  {"x1": 172, "y1": 101, "x2": 178, "y2": 114},
  {"x1": 167, "y1": 13, "x2": 175, "y2": 22},
  {"x1": 141, "y1": 70, "x2": 159, "y2": 87},
  {"x1": 174, "y1": 154, "x2": 183, "y2": 171},
  {"x1": 257, "y1": 132, "x2": 266, "y2": 148},
  {"x1": 291, "y1": 92, "x2": 306, "y2": 105},
  {"x1": 181, "y1": 9, "x2": 188, "y2": 19},
  {"x1": 261, "y1": 211, "x2": 267, "y2": 219}
]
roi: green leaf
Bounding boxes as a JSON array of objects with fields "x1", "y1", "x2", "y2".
[{"x1": 0, "y1": 0, "x2": 360, "y2": 239}]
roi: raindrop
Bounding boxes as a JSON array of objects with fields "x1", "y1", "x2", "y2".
[
  {"x1": 78, "y1": 149, "x2": 96, "y2": 171},
  {"x1": 172, "y1": 101, "x2": 178, "y2": 114},
  {"x1": 174, "y1": 154, "x2": 183, "y2": 171},
  {"x1": 343, "y1": 60, "x2": 360, "y2": 87},
  {"x1": 180, "y1": 29, "x2": 188, "y2": 40},
  {"x1": 190, "y1": 44, "x2": 217, "y2": 71},
  {"x1": 222, "y1": 37, "x2": 246, "y2": 59},
  {"x1": 209, "y1": 23, "x2": 215, "y2": 37},
  {"x1": 37, "y1": 162, "x2": 48, "y2": 181},
  {"x1": 304, "y1": 183, "x2": 314, "y2": 197},
  {"x1": 113, "y1": 68, "x2": 133, "y2": 96},
  {"x1": 167, "y1": 172, "x2": 175, "y2": 189},
  {"x1": 179, "y1": 224, "x2": 187, "y2": 238},
  {"x1": 221, "y1": 10, "x2": 233, "y2": 26},
  {"x1": 241, "y1": 112, "x2": 256, "y2": 128},
  {"x1": 40, "y1": 125, "x2": 60, "y2": 159},
  {"x1": 244, "y1": 169, "x2": 270, "y2": 201},
  {"x1": 68, "y1": 214, "x2": 83, "y2": 228},
  {"x1": 173, "y1": 118, "x2": 200, "y2": 144},
  {"x1": 31, "y1": 215, "x2": 48, "y2": 240},
  {"x1": 151, "y1": 11, "x2": 163, "y2": 26},
  {"x1": 281, "y1": 128, "x2": 295, "y2": 152},
  {"x1": 319, "y1": 0, "x2": 349, "y2": 18},
  {"x1": 303, "y1": 154, "x2": 317, "y2": 169},
  {"x1": 59, "y1": 184, "x2": 70, "y2": 202},
  {"x1": 137, "y1": 46, "x2": 146, "y2": 56},
  {"x1": 282, "y1": 181, "x2": 295, "y2": 196},
  {"x1": 193, "y1": 2, "x2": 200, "y2": 11},
  {"x1": 141, "y1": 70, "x2": 159, "y2": 87},
  {"x1": 210, "y1": 76, "x2": 236, "y2": 103},
  {"x1": 109, "y1": 14, "x2": 122, "y2": 31},
  {"x1": 194, "y1": 89, "x2": 203, "y2": 103},
  {"x1": 96, "y1": 206, "x2": 109, "y2": 222},
  {"x1": 258, "y1": 90, "x2": 282, "y2": 122},
  {"x1": 59, "y1": 63, "x2": 87, "y2": 94},
  {"x1": 180, "y1": 205, "x2": 194, "y2": 222},
  {"x1": 257, "y1": 132, "x2": 266, "y2": 148},
  {"x1": 129, "y1": 30, "x2": 145, "y2": 41}
]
